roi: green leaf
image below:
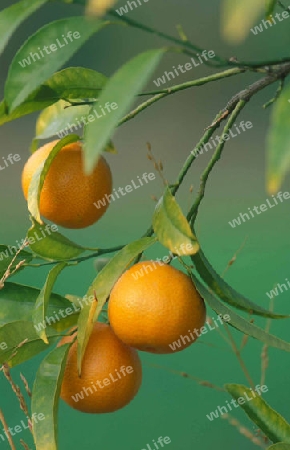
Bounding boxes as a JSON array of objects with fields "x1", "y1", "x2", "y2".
[
  {"x1": 192, "y1": 275, "x2": 290, "y2": 352},
  {"x1": 36, "y1": 100, "x2": 91, "y2": 140},
  {"x1": 40, "y1": 66, "x2": 107, "y2": 100},
  {"x1": 266, "y1": 84, "x2": 290, "y2": 194},
  {"x1": 266, "y1": 0, "x2": 278, "y2": 17},
  {"x1": 0, "y1": 0, "x2": 47, "y2": 56},
  {"x1": 268, "y1": 444, "x2": 290, "y2": 450},
  {"x1": 5, "y1": 17, "x2": 108, "y2": 111},
  {"x1": 33, "y1": 263, "x2": 67, "y2": 344},
  {"x1": 77, "y1": 236, "x2": 156, "y2": 374},
  {"x1": 27, "y1": 218, "x2": 86, "y2": 260},
  {"x1": 0, "y1": 67, "x2": 107, "y2": 127},
  {"x1": 32, "y1": 344, "x2": 72, "y2": 450},
  {"x1": 36, "y1": 102, "x2": 119, "y2": 151},
  {"x1": 0, "y1": 282, "x2": 79, "y2": 330},
  {"x1": 153, "y1": 187, "x2": 199, "y2": 256},
  {"x1": 225, "y1": 384, "x2": 290, "y2": 444},
  {"x1": 0, "y1": 321, "x2": 61, "y2": 367},
  {"x1": 221, "y1": 0, "x2": 264, "y2": 44},
  {"x1": 192, "y1": 249, "x2": 288, "y2": 318},
  {"x1": 84, "y1": 48, "x2": 165, "y2": 173},
  {"x1": 27, "y1": 134, "x2": 79, "y2": 223},
  {"x1": 0, "y1": 244, "x2": 33, "y2": 279}
]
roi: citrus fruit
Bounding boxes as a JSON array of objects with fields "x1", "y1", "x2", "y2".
[
  {"x1": 22, "y1": 140, "x2": 112, "y2": 229},
  {"x1": 108, "y1": 261, "x2": 206, "y2": 354},
  {"x1": 60, "y1": 322, "x2": 142, "y2": 413}
]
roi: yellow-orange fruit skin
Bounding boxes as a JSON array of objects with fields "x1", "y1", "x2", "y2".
[
  {"x1": 22, "y1": 140, "x2": 112, "y2": 229},
  {"x1": 108, "y1": 261, "x2": 206, "y2": 354},
  {"x1": 60, "y1": 323, "x2": 142, "y2": 414}
]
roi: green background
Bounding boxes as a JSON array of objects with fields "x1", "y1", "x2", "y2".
[{"x1": 1, "y1": 0, "x2": 290, "y2": 449}]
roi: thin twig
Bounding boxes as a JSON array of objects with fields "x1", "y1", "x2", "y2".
[
  {"x1": 108, "y1": 10, "x2": 225, "y2": 67},
  {"x1": 221, "y1": 414, "x2": 267, "y2": 448},
  {"x1": 263, "y1": 77, "x2": 286, "y2": 108},
  {"x1": 0, "y1": 409, "x2": 16, "y2": 450},
  {"x1": 20, "y1": 440, "x2": 31, "y2": 450},
  {"x1": 0, "y1": 239, "x2": 28, "y2": 289},
  {"x1": 188, "y1": 100, "x2": 247, "y2": 224},
  {"x1": 107, "y1": 9, "x2": 290, "y2": 69},
  {"x1": 120, "y1": 69, "x2": 244, "y2": 126},
  {"x1": 24, "y1": 244, "x2": 125, "y2": 268},
  {"x1": 20, "y1": 373, "x2": 32, "y2": 398},
  {"x1": 222, "y1": 236, "x2": 249, "y2": 279},
  {"x1": 260, "y1": 299, "x2": 274, "y2": 386},
  {"x1": 224, "y1": 324, "x2": 256, "y2": 390},
  {"x1": 147, "y1": 143, "x2": 168, "y2": 186},
  {"x1": 1, "y1": 364, "x2": 32, "y2": 433},
  {"x1": 146, "y1": 362, "x2": 225, "y2": 392}
]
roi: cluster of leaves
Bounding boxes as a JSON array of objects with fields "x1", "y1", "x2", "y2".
[{"x1": 1, "y1": 0, "x2": 290, "y2": 449}]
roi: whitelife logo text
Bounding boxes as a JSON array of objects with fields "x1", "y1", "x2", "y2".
[{"x1": 18, "y1": 31, "x2": 81, "y2": 68}]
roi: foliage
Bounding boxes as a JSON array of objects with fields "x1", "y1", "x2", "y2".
[{"x1": 1, "y1": 0, "x2": 290, "y2": 449}]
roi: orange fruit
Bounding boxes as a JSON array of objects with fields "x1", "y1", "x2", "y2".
[
  {"x1": 22, "y1": 140, "x2": 112, "y2": 229},
  {"x1": 60, "y1": 322, "x2": 142, "y2": 413},
  {"x1": 108, "y1": 261, "x2": 206, "y2": 354}
]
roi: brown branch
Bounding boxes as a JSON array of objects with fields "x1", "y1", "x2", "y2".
[
  {"x1": 1, "y1": 365, "x2": 32, "y2": 433},
  {"x1": 20, "y1": 440, "x2": 31, "y2": 450},
  {"x1": 221, "y1": 414, "x2": 267, "y2": 448},
  {"x1": 0, "y1": 409, "x2": 16, "y2": 450}
]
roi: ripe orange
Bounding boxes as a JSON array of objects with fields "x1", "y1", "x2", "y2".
[
  {"x1": 108, "y1": 261, "x2": 206, "y2": 354},
  {"x1": 22, "y1": 140, "x2": 112, "y2": 229},
  {"x1": 60, "y1": 322, "x2": 142, "y2": 414}
]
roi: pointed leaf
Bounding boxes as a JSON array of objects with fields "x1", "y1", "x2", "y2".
[
  {"x1": 36, "y1": 100, "x2": 91, "y2": 140},
  {"x1": 221, "y1": 0, "x2": 264, "y2": 44},
  {"x1": 153, "y1": 187, "x2": 199, "y2": 255},
  {"x1": 27, "y1": 134, "x2": 79, "y2": 223},
  {"x1": 266, "y1": 84, "x2": 290, "y2": 194},
  {"x1": 0, "y1": 282, "x2": 79, "y2": 330},
  {"x1": 35, "y1": 101, "x2": 120, "y2": 153},
  {"x1": 0, "y1": 67, "x2": 107, "y2": 126},
  {"x1": 77, "y1": 236, "x2": 156, "y2": 374},
  {"x1": 0, "y1": 321, "x2": 61, "y2": 367},
  {"x1": 5, "y1": 17, "x2": 108, "y2": 111},
  {"x1": 84, "y1": 48, "x2": 165, "y2": 173},
  {"x1": 192, "y1": 249, "x2": 288, "y2": 318},
  {"x1": 32, "y1": 344, "x2": 72, "y2": 450},
  {"x1": 192, "y1": 275, "x2": 290, "y2": 352},
  {"x1": 225, "y1": 384, "x2": 290, "y2": 444},
  {"x1": 33, "y1": 263, "x2": 67, "y2": 343},
  {"x1": 0, "y1": 0, "x2": 47, "y2": 56},
  {"x1": 27, "y1": 219, "x2": 86, "y2": 260}
]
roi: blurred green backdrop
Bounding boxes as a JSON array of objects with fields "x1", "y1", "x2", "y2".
[{"x1": 1, "y1": 0, "x2": 290, "y2": 449}]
